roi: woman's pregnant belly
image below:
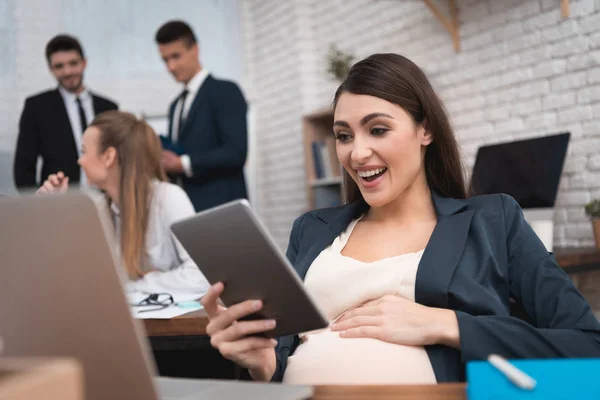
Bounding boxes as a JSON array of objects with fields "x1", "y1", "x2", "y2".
[{"x1": 282, "y1": 329, "x2": 437, "y2": 385}]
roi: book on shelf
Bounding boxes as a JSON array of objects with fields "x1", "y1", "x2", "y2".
[{"x1": 311, "y1": 137, "x2": 341, "y2": 180}]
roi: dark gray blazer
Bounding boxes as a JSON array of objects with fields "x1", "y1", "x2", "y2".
[
  {"x1": 273, "y1": 192, "x2": 600, "y2": 382},
  {"x1": 167, "y1": 75, "x2": 248, "y2": 212}
]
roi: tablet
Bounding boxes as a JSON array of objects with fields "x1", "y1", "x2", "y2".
[{"x1": 171, "y1": 199, "x2": 328, "y2": 337}]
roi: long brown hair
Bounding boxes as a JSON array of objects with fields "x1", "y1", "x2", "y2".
[
  {"x1": 89, "y1": 111, "x2": 167, "y2": 278},
  {"x1": 333, "y1": 53, "x2": 466, "y2": 203}
]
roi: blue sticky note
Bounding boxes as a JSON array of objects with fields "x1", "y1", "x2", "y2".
[{"x1": 467, "y1": 358, "x2": 600, "y2": 399}]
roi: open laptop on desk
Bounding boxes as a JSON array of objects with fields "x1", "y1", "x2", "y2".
[
  {"x1": 469, "y1": 132, "x2": 570, "y2": 251},
  {"x1": 0, "y1": 193, "x2": 312, "y2": 400}
]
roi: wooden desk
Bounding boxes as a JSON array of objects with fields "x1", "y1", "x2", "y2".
[
  {"x1": 313, "y1": 383, "x2": 466, "y2": 400},
  {"x1": 144, "y1": 309, "x2": 208, "y2": 337},
  {"x1": 554, "y1": 246, "x2": 600, "y2": 272}
]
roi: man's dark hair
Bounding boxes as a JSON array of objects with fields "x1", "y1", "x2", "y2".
[
  {"x1": 45, "y1": 35, "x2": 85, "y2": 63},
  {"x1": 155, "y1": 20, "x2": 197, "y2": 47}
]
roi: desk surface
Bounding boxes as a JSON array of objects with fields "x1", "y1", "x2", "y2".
[
  {"x1": 554, "y1": 246, "x2": 600, "y2": 271},
  {"x1": 144, "y1": 309, "x2": 208, "y2": 337},
  {"x1": 313, "y1": 383, "x2": 466, "y2": 399}
]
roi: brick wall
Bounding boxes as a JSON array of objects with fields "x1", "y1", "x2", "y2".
[{"x1": 241, "y1": 0, "x2": 600, "y2": 314}]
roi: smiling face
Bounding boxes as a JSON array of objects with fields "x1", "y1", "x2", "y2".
[
  {"x1": 48, "y1": 50, "x2": 86, "y2": 93},
  {"x1": 333, "y1": 92, "x2": 433, "y2": 208}
]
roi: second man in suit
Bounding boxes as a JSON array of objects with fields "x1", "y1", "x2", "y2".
[
  {"x1": 13, "y1": 34, "x2": 118, "y2": 190},
  {"x1": 155, "y1": 20, "x2": 248, "y2": 212}
]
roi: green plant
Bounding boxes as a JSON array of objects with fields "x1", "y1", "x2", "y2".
[
  {"x1": 326, "y1": 44, "x2": 354, "y2": 82},
  {"x1": 585, "y1": 199, "x2": 600, "y2": 218}
]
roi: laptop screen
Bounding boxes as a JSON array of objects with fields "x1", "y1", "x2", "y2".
[{"x1": 469, "y1": 132, "x2": 570, "y2": 209}]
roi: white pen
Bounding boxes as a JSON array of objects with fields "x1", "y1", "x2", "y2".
[{"x1": 488, "y1": 354, "x2": 537, "y2": 390}]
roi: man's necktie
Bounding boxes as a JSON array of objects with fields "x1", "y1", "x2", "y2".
[
  {"x1": 76, "y1": 97, "x2": 87, "y2": 133},
  {"x1": 177, "y1": 89, "x2": 189, "y2": 141}
]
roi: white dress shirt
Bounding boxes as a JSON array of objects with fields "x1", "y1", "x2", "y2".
[
  {"x1": 58, "y1": 86, "x2": 94, "y2": 187},
  {"x1": 113, "y1": 180, "x2": 209, "y2": 295},
  {"x1": 171, "y1": 68, "x2": 210, "y2": 177}
]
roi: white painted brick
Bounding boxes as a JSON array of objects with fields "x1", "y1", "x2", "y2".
[
  {"x1": 583, "y1": 122, "x2": 600, "y2": 136},
  {"x1": 507, "y1": 1, "x2": 541, "y2": 20},
  {"x1": 558, "y1": 191, "x2": 592, "y2": 206},
  {"x1": 568, "y1": 207, "x2": 591, "y2": 222},
  {"x1": 540, "y1": 0, "x2": 559, "y2": 11},
  {"x1": 589, "y1": 154, "x2": 600, "y2": 170},
  {"x1": 543, "y1": 92, "x2": 577, "y2": 110},
  {"x1": 555, "y1": 208, "x2": 568, "y2": 224},
  {"x1": 514, "y1": 45, "x2": 552, "y2": 67},
  {"x1": 551, "y1": 71, "x2": 589, "y2": 92},
  {"x1": 580, "y1": 10, "x2": 600, "y2": 34},
  {"x1": 453, "y1": 109, "x2": 485, "y2": 127},
  {"x1": 524, "y1": 10, "x2": 562, "y2": 31},
  {"x1": 490, "y1": 0, "x2": 522, "y2": 13},
  {"x1": 460, "y1": 94, "x2": 486, "y2": 112},
  {"x1": 461, "y1": 1, "x2": 490, "y2": 21},
  {"x1": 533, "y1": 59, "x2": 567, "y2": 78},
  {"x1": 486, "y1": 87, "x2": 519, "y2": 105},
  {"x1": 567, "y1": 50, "x2": 600, "y2": 71},
  {"x1": 571, "y1": 0, "x2": 596, "y2": 17},
  {"x1": 570, "y1": 172, "x2": 599, "y2": 189},
  {"x1": 513, "y1": 98, "x2": 542, "y2": 116},
  {"x1": 566, "y1": 223, "x2": 594, "y2": 240},
  {"x1": 508, "y1": 31, "x2": 543, "y2": 53},
  {"x1": 558, "y1": 106, "x2": 594, "y2": 124},
  {"x1": 457, "y1": 123, "x2": 494, "y2": 140},
  {"x1": 589, "y1": 67, "x2": 600, "y2": 83},
  {"x1": 525, "y1": 112, "x2": 557, "y2": 129},
  {"x1": 578, "y1": 85, "x2": 600, "y2": 104},
  {"x1": 485, "y1": 106, "x2": 511, "y2": 121},
  {"x1": 462, "y1": 32, "x2": 495, "y2": 51},
  {"x1": 474, "y1": 75, "x2": 502, "y2": 92},
  {"x1": 517, "y1": 80, "x2": 550, "y2": 99},
  {"x1": 564, "y1": 155, "x2": 589, "y2": 174},
  {"x1": 541, "y1": 20, "x2": 581, "y2": 43},
  {"x1": 490, "y1": 21, "x2": 525, "y2": 41},
  {"x1": 551, "y1": 36, "x2": 590, "y2": 58},
  {"x1": 500, "y1": 68, "x2": 534, "y2": 86},
  {"x1": 561, "y1": 123, "x2": 584, "y2": 139},
  {"x1": 591, "y1": 31, "x2": 600, "y2": 49},
  {"x1": 495, "y1": 119, "x2": 525, "y2": 134},
  {"x1": 570, "y1": 138, "x2": 600, "y2": 155}
]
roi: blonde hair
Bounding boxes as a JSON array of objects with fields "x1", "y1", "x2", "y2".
[{"x1": 90, "y1": 111, "x2": 167, "y2": 278}]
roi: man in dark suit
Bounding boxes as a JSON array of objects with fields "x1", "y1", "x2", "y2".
[
  {"x1": 13, "y1": 34, "x2": 118, "y2": 190},
  {"x1": 155, "y1": 20, "x2": 248, "y2": 212}
]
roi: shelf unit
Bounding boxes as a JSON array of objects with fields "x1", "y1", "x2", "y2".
[{"x1": 302, "y1": 108, "x2": 343, "y2": 210}]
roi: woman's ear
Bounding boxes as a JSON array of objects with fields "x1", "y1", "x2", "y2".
[
  {"x1": 102, "y1": 147, "x2": 118, "y2": 168},
  {"x1": 420, "y1": 120, "x2": 433, "y2": 146}
]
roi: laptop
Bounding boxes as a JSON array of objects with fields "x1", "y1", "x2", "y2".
[
  {"x1": 469, "y1": 132, "x2": 571, "y2": 250},
  {"x1": 0, "y1": 192, "x2": 312, "y2": 400}
]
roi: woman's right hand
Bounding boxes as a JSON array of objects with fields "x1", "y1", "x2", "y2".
[
  {"x1": 202, "y1": 282, "x2": 277, "y2": 382},
  {"x1": 36, "y1": 172, "x2": 69, "y2": 195}
]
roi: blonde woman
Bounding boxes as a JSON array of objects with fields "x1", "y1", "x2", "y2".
[{"x1": 37, "y1": 110, "x2": 208, "y2": 295}]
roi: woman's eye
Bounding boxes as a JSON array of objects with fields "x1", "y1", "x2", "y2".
[
  {"x1": 335, "y1": 132, "x2": 352, "y2": 142},
  {"x1": 371, "y1": 128, "x2": 388, "y2": 136}
]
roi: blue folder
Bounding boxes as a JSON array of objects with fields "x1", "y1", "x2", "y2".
[
  {"x1": 159, "y1": 135, "x2": 185, "y2": 155},
  {"x1": 467, "y1": 358, "x2": 600, "y2": 399}
]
